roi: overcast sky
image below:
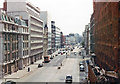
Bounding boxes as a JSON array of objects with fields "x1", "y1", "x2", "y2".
[{"x1": 0, "y1": 0, "x2": 93, "y2": 35}]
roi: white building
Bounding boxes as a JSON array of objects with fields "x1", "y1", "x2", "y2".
[
  {"x1": 0, "y1": 9, "x2": 29, "y2": 75},
  {"x1": 5, "y1": 0, "x2": 43, "y2": 64}
]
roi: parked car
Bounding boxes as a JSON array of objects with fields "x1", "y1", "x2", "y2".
[
  {"x1": 4, "y1": 80, "x2": 16, "y2": 84},
  {"x1": 58, "y1": 51, "x2": 61, "y2": 54},
  {"x1": 65, "y1": 74, "x2": 72, "y2": 83},
  {"x1": 50, "y1": 56, "x2": 53, "y2": 59},
  {"x1": 74, "y1": 52, "x2": 77, "y2": 55},
  {"x1": 38, "y1": 63, "x2": 43, "y2": 68},
  {"x1": 79, "y1": 61, "x2": 84, "y2": 66},
  {"x1": 80, "y1": 65, "x2": 85, "y2": 71}
]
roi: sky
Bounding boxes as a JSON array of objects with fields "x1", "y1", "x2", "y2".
[{"x1": 0, "y1": 0, "x2": 93, "y2": 35}]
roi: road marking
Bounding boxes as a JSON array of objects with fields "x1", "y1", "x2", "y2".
[{"x1": 55, "y1": 58, "x2": 60, "y2": 63}]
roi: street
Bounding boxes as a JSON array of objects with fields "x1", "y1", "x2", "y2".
[{"x1": 4, "y1": 47, "x2": 89, "y2": 83}]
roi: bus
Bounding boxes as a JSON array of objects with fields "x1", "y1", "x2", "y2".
[{"x1": 44, "y1": 56, "x2": 50, "y2": 63}]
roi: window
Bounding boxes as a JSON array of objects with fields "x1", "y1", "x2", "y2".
[
  {"x1": 12, "y1": 25, "x2": 15, "y2": 30},
  {"x1": 2, "y1": 14, "x2": 4, "y2": 20},
  {"x1": 5, "y1": 15, "x2": 8, "y2": 21},
  {"x1": 4, "y1": 54, "x2": 7, "y2": 62},
  {"x1": 4, "y1": 24, "x2": 6, "y2": 31},
  {"x1": 8, "y1": 54, "x2": 10, "y2": 62},
  {"x1": 0, "y1": 16, "x2": 1, "y2": 20},
  {"x1": 8, "y1": 25, "x2": 12, "y2": 31},
  {"x1": 8, "y1": 43, "x2": 10, "y2": 51},
  {"x1": 6, "y1": 24, "x2": 8, "y2": 31},
  {"x1": 4, "y1": 43, "x2": 7, "y2": 51},
  {"x1": 4, "y1": 34, "x2": 7, "y2": 41}
]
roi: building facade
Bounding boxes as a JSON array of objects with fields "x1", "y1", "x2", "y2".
[
  {"x1": 83, "y1": 24, "x2": 90, "y2": 55},
  {"x1": 65, "y1": 35, "x2": 70, "y2": 46},
  {"x1": 90, "y1": 13, "x2": 95, "y2": 54},
  {"x1": 43, "y1": 24, "x2": 48, "y2": 57},
  {"x1": 40, "y1": 11, "x2": 52, "y2": 55},
  {"x1": 4, "y1": 0, "x2": 44, "y2": 64},
  {"x1": 60, "y1": 32, "x2": 65, "y2": 48},
  {"x1": 0, "y1": 10, "x2": 29, "y2": 75},
  {"x1": 55, "y1": 27, "x2": 61, "y2": 50},
  {"x1": 69, "y1": 33, "x2": 76, "y2": 45},
  {"x1": 93, "y1": 1, "x2": 120, "y2": 81},
  {"x1": 51, "y1": 21, "x2": 56, "y2": 52}
]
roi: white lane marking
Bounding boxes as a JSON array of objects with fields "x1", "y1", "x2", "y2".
[{"x1": 55, "y1": 58, "x2": 60, "y2": 63}]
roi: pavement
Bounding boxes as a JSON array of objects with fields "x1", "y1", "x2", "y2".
[{"x1": 2, "y1": 59, "x2": 44, "y2": 82}]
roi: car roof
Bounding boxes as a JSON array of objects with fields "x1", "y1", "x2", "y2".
[
  {"x1": 80, "y1": 65, "x2": 84, "y2": 67},
  {"x1": 66, "y1": 74, "x2": 72, "y2": 76}
]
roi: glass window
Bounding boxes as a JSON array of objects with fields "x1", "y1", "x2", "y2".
[
  {"x1": 8, "y1": 34, "x2": 10, "y2": 41},
  {"x1": 2, "y1": 14, "x2": 4, "y2": 20},
  {"x1": 5, "y1": 15, "x2": 8, "y2": 21},
  {"x1": 4, "y1": 34, "x2": 7, "y2": 41},
  {"x1": 12, "y1": 25, "x2": 15, "y2": 30},
  {"x1": 4, "y1": 54, "x2": 7, "y2": 62},
  {"x1": 8, "y1": 43, "x2": 10, "y2": 51},
  {"x1": 8, "y1": 54, "x2": 10, "y2": 62},
  {"x1": 4, "y1": 43, "x2": 7, "y2": 51}
]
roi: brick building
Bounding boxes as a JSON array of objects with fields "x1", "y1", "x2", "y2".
[{"x1": 93, "y1": 1, "x2": 120, "y2": 81}]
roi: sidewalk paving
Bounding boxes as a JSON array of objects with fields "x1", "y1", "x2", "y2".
[{"x1": 3, "y1": 59, "x2": 44, "y2": 81}]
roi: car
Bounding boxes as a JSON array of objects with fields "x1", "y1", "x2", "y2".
[
  {"x1": 80, "y1": 65, "x2": 85, "y2": 71},
  {"x1": 50, "y1": 56, "x2": 53, "y2": 59},
  {"x1": 38, "y1": 63, "x2": 43, "y2": 68},
  {"x1": 55, "y1": 54, "x2": 58, "y2": 56},
  {"x1": 4, "y1": 80, "x2": 16, "y2": 84},
  {"x1": 79, "y1": 61, "x2": 84, "y2": 66},
  {"x1": 74, "y1": 52, "x2": 77, "y2": 55},
  {"x1": 58, "y1": 52, "x2": 61, "y2": 54},
  {"x1": 65, "y1": 74, "x2": 72, "y2": 83}
]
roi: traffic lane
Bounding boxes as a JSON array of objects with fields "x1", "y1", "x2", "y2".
[
  {"x1": 50, "y1": 58, "x2": 80, "y2": 82},
  {"x1": 17, "y1": 54, "x2": 66, "y2": 82},
  {"x1": 43, "y1": 54, "x2": 66, "y2": 67},
  {"x1": 18, "y1": 66, "x2": 58, "y2": 82},
  {"x1": 79, "y1": 72, "x2": 87, "y2": 82},
  {"x1": 79, "y1": 58, "x2": 88, "y2": 83}
]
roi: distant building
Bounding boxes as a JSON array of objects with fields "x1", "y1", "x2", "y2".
[
  {"x1": 69, "y1": 33, "x2": 76, "y2": 45},
  {"x1": 74, "y1": 33, "x2": 81, "y2": 44},
  {"x1": 40, "y1": 11, "x2": 52, "y2": 55},
  {"x1": 60, "y1": 32, "x2": 65, "y2": 48},
  {"x1": 65, "y1": 35, "x2": 70, "y2": 46},
  {"x1": 51, "y1": 21, "x2": 61, "y2": 52},
  {"x1": 55, "y1": 27, "x2": 61, "y2": 50},
  {"x1": 51, "y1": 21, "x2": 56, "y2": 52},
  {"x1": 83, "y1": 24, "x2": 90, "y2": 55},
  {"x1": 90, "y1": 13, "x2": 95, "y2": 54}
]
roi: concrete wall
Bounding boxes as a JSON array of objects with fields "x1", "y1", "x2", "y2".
[{"x1": 6, "y1": 0, "x2": 27, "y2": 12}]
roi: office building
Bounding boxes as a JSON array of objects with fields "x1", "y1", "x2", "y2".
[{"x1": 4, "y1": 0, "x2": 44, "y2": 64}]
